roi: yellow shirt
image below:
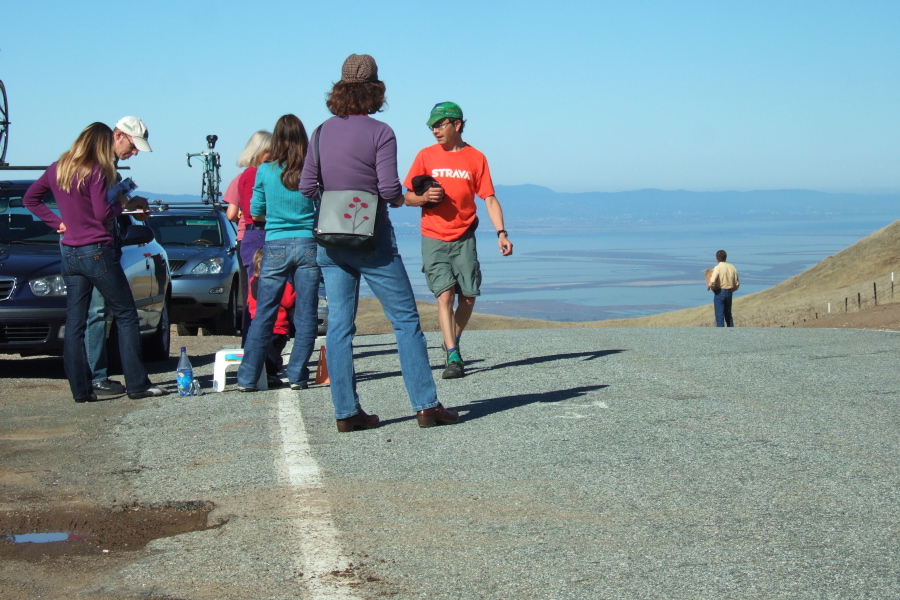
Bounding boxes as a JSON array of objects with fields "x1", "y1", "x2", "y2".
[{"x1": 709, "y1": 261, "x2": 740, "y2": 291}]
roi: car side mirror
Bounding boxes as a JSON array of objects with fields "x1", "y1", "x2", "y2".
[{"x1": 121, "y1": 224, "x2": 155, "y2": 246}]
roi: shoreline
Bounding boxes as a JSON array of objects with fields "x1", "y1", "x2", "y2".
[{"x1": 355, "y1": 296, "x2": 900, "y2": 334}]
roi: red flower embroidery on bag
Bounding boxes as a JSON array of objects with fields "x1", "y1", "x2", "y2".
[{"x1": 344, "y1": 198, "x2": 373, "y2": 232}]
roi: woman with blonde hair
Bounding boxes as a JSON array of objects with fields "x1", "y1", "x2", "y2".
[
  {"x1": 24, "y1": 122, "x2": 163, "y2": 402},
  {"x1": 223, "y1": 130, "x2": 272, "y2": 341}
]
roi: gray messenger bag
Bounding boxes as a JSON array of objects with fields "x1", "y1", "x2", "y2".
[{"x1": 311, "y1": 126, "x2": 382, "y2": 251}]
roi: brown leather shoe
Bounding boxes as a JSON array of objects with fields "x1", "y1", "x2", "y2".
[
  {"x1": 336, "y1": 410, "x2": 380, "y2": 433},
  {"x1": 416, "y1": 403, "x2": 459, "y2": 428}
]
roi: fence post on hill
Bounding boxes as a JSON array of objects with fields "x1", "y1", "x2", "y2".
[
  {"x1": 845, "y1": 297, "x2": 848, "y2": 312},
  {"x1": 858, "y1": 292, "x2": 861, "y2": 310},
  {"x1": 892, "y1": 272, "x2": 894, "y2": 299},
  {"x1": 874, "y1": 282, "x2": 877, "y2": 306}
]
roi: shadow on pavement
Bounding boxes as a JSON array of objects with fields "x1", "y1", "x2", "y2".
[
  {"x1": 378, "y1": 384, "x2": 609, "y2": 427},
  {"x1": 467, "y1": 349, "x2": 625, "y2": 374}
]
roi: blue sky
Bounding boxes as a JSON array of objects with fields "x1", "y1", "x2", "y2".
[{"x1": 2, "y1": 1, "x2": 898, "y2": 195}]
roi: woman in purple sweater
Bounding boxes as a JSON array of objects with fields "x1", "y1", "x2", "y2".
[
  {"x1": 300, "y1": 54, "x2": 457, "y2": 432},
  {"x1": 24, "y1": 123, "x2": 163, "y2": 403}
]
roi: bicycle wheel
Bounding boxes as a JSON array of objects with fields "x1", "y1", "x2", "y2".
[
  {"x1": 205, "y1": 156, "x2": 221, "y2": 204},
  {"x1": 0, "y1": 79, "x2": 9, "y2": 165}
]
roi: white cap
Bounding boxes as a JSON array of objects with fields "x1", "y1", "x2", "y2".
[{"x1": 115, "y1": 116, "x2": 152, "y2": 152}]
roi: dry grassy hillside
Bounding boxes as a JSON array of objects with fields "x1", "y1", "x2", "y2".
[
  {"x1": 607, "y1": 219, "x2": 900, "y2": 328},
  {"x1": 356, "y1": 220, "x2": 900, "y2": 333}
]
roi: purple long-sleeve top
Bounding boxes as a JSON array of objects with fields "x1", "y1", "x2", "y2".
[
  {"x1": 299, "y1": 115, "x2": 403, "y2": 213},
  {"x1": 23, "y1": 162, "x2": 122, "y2": 247}
]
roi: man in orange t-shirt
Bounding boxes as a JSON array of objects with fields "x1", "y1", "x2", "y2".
[{"x1": 404, "y1": 102, "x2": 513, "y2": 380}]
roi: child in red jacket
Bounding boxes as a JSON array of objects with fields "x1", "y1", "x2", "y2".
[{"x1": 248, "y1": 248, "x2": 296, "y2": 386}]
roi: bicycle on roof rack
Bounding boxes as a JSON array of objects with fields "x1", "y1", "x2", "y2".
[
  {"x1": 0, "y1": 78, "x2": 130, "y2": 174},
  {"x1": 186, "y1": 134, "x2": 222, "y2": 206}
]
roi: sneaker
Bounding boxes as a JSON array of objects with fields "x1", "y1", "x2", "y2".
[
  {"x1": 92, "y1": 379, "x2": 126, "y2": 396},
  {"x1": 290, "y1": 382, "x2": 309, "y2": 390},
  {"x1": 74, "y1": 393, "x2": 100, "y2": 404},
  {"x1": 127, "y1": 387, "x2": 165, "y2": 400},
  {"x1": 442, "y1": 361, "x2": 465, "y2": 380},
  {"x1": 237, "y1": 386, "x2": 257, "y2": 393},
  {"x1": 267, "y1": 376, "x2": 284, "y2": 389}
]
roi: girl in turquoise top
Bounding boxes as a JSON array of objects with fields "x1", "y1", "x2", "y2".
[{"x1": 237, "y1": 114, "x2": 322, "y2": 391}]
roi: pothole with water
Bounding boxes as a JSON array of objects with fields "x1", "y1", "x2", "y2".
[{"x1": 0, "y1": 500, "x2": 220, "y2": 560}]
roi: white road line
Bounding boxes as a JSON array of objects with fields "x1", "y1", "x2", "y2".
[{"x1": 276, "y1": 395, "x2": 361, "y2": 599}]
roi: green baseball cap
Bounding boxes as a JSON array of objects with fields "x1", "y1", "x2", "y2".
[{"x1": 427, "y1": 102, "x2": 464, "y2": 127}]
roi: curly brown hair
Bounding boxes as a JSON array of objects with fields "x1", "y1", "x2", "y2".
[
  {"x1": 268, "y1": 114, "x2": 308, "y2": 192},
  {"x1": 326, "y1": 80, "x2": 387, "y2": 116}
]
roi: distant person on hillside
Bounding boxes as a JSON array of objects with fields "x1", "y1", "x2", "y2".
[
  {"x1": 404, "y1": 101, "x2": 512, "y2": 379},
  {"x1": 707, "y1": 249, "x2": 740, "y2": 327}
]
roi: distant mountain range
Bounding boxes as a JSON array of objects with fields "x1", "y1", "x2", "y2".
[{"x1": 144, "y1": 186, "x2": 900, "y2": 235}]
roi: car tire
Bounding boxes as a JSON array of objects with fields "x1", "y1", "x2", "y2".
[
  {"x1": 143, "y1": 298, "x2": 171, "y2": 362},
  {"x1": 211, "y1": 281, "x2": 239, "y2": 336}
]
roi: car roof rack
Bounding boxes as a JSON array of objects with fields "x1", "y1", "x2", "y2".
[
  {"x1": 149, "y1": 200, "x2": 225, "y2": 213},
  {"x1": 0, "y1": 165, "x2": 130, "y2": 171}
]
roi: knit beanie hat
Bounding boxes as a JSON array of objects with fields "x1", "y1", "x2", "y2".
[{"x1": 341, "y1": 54, "x2": 379, "y2": 83}]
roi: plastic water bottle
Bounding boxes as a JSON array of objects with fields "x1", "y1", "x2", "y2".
[{"x1": 176, "y1": 347, "x2": 194, "y2": 396}]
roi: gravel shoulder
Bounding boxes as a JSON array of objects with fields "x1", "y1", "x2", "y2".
[{"x1": 2, "y1": 321, "x2": 900, "y2": 599}]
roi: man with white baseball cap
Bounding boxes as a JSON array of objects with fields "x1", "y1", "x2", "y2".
[
  {"x1": 84, "y1": 116, "x2": 153, "y2": 396},
  {"x1": 113, "y1": 116, "x2": 152, "y2": 158}
]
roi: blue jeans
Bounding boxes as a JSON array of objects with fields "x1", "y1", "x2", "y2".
[
  {"x1": 61, "y1": 244, "x2": 152, "y2": 398},
  {"x1": 317, "y1": 223, "x2": 439, "y2": 419},
  {"x1": 237, "y1": 237, "x2": 321, "y2": 388},
  {"x1": 713, "y1": 288, "x2": 735, "y2": 327},
  {"x1": 85, "y1": 287, "x2": 109, "y2": 383}
]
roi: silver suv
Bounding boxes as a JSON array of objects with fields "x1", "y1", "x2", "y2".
[{"x1": 146, "y1": 206, "x2": 241, "y2": 335}]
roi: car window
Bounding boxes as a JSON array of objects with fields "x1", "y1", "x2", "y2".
[
  {"x1": 0, "y1": 188, "x2": 60, "y2": 244},
  {"x1": 147, "y1": 214, "x2": 223, "y2": 246}
]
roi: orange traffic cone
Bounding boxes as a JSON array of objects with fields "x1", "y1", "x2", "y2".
[{"x1": 314, "y1": 345, "x2": 330, "y2": 385}]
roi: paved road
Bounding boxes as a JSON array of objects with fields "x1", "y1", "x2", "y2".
[{"x1": 76, "y1": 327, "x2": 900, "y2": 599}]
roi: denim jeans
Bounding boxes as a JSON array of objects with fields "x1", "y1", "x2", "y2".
[
  {"x1": 63, "y1": 240, "x2": 108, "y2": 383},
  {"x1": 237, "y1": 237, "x2": 321, "y2": 388},
  {"x1": 85, "y1": 287, "x2": 109, "y2": 383},
  {"x1": 60, "y1": 244, "x2": 151, "y2": 398},
  {"x1": 317, "y1": 222, "x2": 439, "y2": 419},
  {"x1": 713, "y1": 288, "x2": 735, "y2": 327}
]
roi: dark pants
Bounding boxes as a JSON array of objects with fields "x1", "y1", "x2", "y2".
[
  {"x1": 266, "y1": 333, "x2": 288, "y2": 376},
  {"x1": 61, "y1": 244, "x2": 152, "y2": 398},
  {"x1": 235, "y1": 240, "x2": 251, "y2": 344},
  {"x1": 713, "y1": 288, "x2": 735, "y2": 327},
  {"x1": 240, "y1": 229, "x2": 266, "y2": 346}
]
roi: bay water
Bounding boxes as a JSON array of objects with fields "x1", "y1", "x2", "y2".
[{"x1": 366, "y1": 215, "x2": 896, "y2": 322}]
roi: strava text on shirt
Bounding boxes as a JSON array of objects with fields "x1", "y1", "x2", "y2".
[{"x1": 431, "y1": 169, "x2": 471, "y2": 179}]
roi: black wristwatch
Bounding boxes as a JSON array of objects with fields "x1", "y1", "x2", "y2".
[{"x1": 496, "y1": 229, "x2": 508, "y2": 237}]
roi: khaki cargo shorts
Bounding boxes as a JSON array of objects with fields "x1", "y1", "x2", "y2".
[{"x1": 421, "y1": 230, "x2": 482, "y2": 297}]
